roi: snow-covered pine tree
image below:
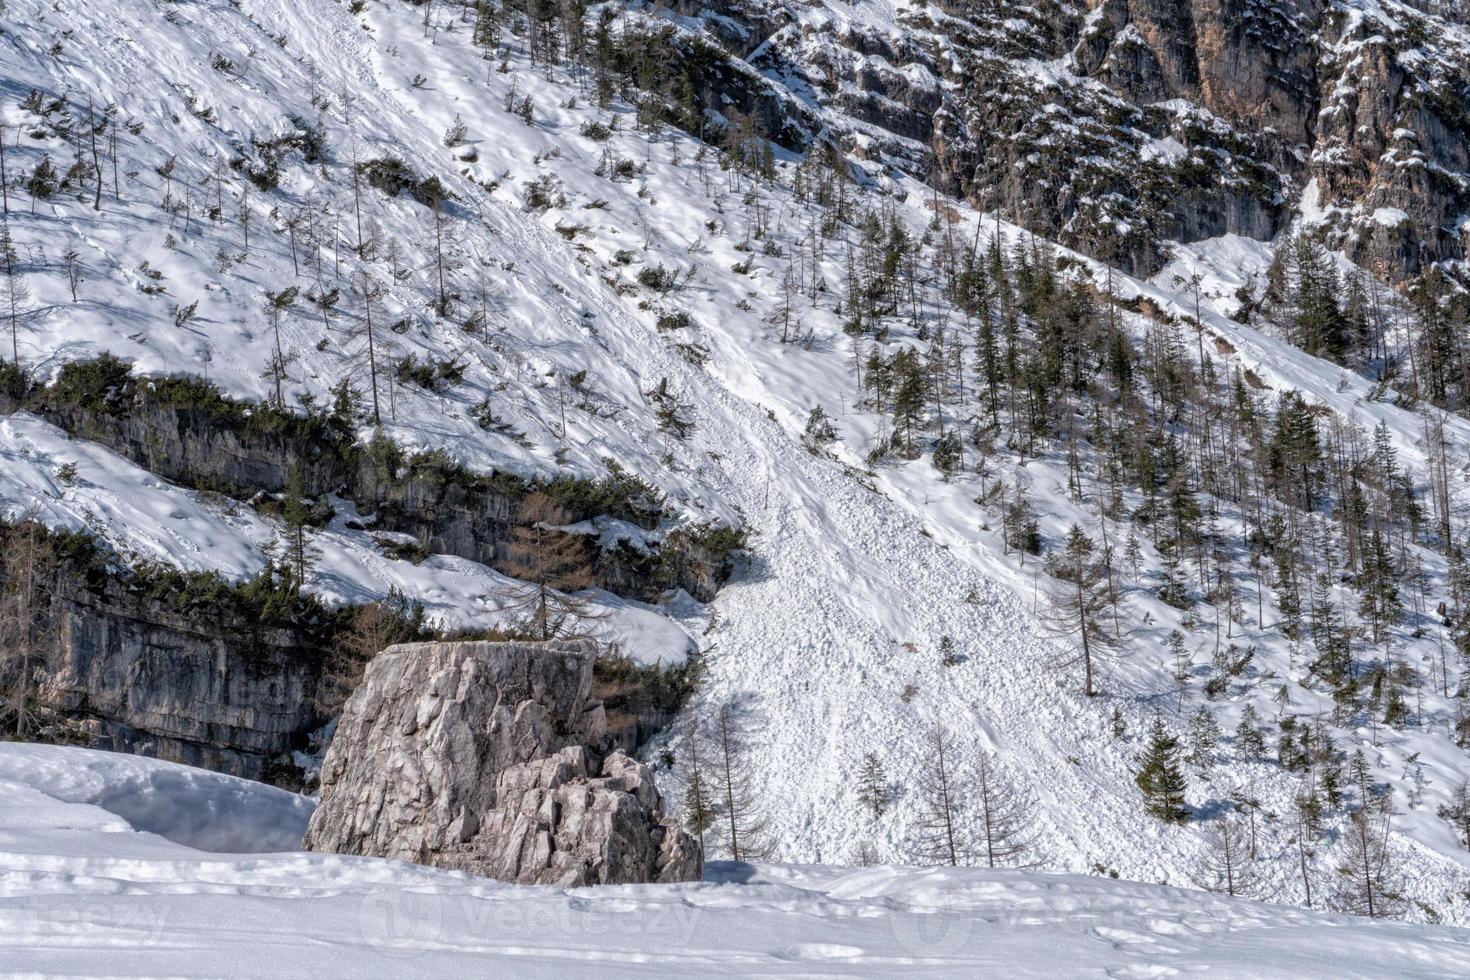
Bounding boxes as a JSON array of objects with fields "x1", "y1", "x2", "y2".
[{"x1": 803, "y1": 405, "x2": 837, "y2": 447}]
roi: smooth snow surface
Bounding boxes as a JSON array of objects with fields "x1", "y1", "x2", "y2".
[{"x1": 2, "y1": 744, "x2": 1468, "y2": 978}]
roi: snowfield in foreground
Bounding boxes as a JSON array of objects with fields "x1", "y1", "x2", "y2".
[{"x1": 1, "y1": 745, "x2": 1467, "y2": 978}]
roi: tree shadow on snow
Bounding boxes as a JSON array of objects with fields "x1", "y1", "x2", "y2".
[{"x1": 703, "y1": 860, "x2": 760, "y2": 884}]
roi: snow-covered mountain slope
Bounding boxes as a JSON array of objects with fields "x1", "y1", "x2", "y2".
[
  {"x1": 3, "y1": 0, "x2": 1470, "y2": 930},
  {"x1": 3, "y1": 743, "x2": 1468, "y2": 978}
]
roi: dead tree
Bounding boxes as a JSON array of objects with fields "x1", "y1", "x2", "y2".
[
  {"x1": 0, "y1": 518, "x2": 58, "y2": 738},
  {"x1": 499, "y1": 492, "x2": 601, "y2": 640},
  {"x1": 1042, "y1": 524, "x2": 1125, "y2": 696},
  {"x1": 973, "y1": 751, "x2": 1044, "y2": 868},
  {"x1": 712, "y1": 702, "x2": 771, "y2": 863},
  {"x1": 1195, "y1": 814, "x2": 1258, "y2": 897},
  {"x1": 910, "y1": 726, "x2": 969, "y2": 866},
  {"x1": 1333, "y1": 808, "x2": 1404, "y2": 919},
  {"x1": 0, "y1": 221, "x2": 29, "y2": 366}
]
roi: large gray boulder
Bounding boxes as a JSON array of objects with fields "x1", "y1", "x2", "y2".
[{"x1": 303, "y1": 640, "x2": 700, "y2": 886}]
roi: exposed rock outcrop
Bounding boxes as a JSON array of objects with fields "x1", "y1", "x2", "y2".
[
  {"x1": 25, "y1": 550, "x2": 328, "y2": 784},
  {"x1": 670, "y1": 0, "x2": 1469, "y2": 283},
  {"x1": 304, "y1": 640, "x2": 701, "y2": 886}
]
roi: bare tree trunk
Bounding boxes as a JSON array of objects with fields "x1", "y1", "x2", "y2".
[{"x1": 88, "y1": 101, "x2": 103, "y2": 211}]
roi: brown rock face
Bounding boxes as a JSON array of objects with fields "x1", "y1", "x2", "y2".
[{"x1": 303, "y1": 640, "x2": 701, "y2": 887}]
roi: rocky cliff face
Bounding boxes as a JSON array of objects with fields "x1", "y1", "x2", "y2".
[
  {"x1": 305, "y1": 640, "x2": 700, "y2": 886},
  {"x1": 655, "y1": 0, "x2": 1470, "y2": 283},
  {"x1": 14, "y1": 531, "x2": 690, "y2": 789},
  {"x1": 28, "y1": 560, "x2": 327, "y2": 783}
]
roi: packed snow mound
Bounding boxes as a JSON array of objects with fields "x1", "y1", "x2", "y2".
[
  {"x1": 0, "y1": 742, "x2": 312, "y2": 853},
  {"x1": 2, "y1": 744, "x2": 1468, "y2": 977}
]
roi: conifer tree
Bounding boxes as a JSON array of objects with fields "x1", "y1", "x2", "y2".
[
  {"x1": 0, "y1": 222, "x2": 27, "y2": 366},
  {"x1": 318, "y1": 589, "x2": 425, "y2": 714},
  {"x1": 910, "y1": 726, "x2": 969, "y2": 866},
  {"x1": 1269, "y1": 391, "x2": 1321, "y2": 511},
  {"x1": 1169, "y1": 631, "x2": 1191, "y2": 712},
  {"x1": 1291, "y1": 785, "x2": 1321, "y2": 907},
  {"x1": 263, "y1": 287, "x2": 298, "y2": 408},
  {"x1": 500, "y1": 492, "x2": 600, "y2": 640},
  {"x1": 1136, "y1": 712, "x2": 1189, "y2": 823},
  {"x1": 1438, "y1": 779, "x2": 1470, "y2": 849},
  {"x1": 1288, "y1": 232, "x2": 1345, "y2": 360},
  {"x1": 804, "y1": 405, "x2": 837, "y2": 447},
  {"x1": 1196, "y1": 814, "x2": 1257, "y2": 897},
  {"x1": 62, "y1": 245, "x2": 82, "y2": 302},
  {"x1": 973, "y1": 751, "x2": 1043, "y2": 868},
  {"x1": 1186, "y1": 707, "x2": 1220, "y2": 770},
  {"x1": 25, "y1": 156, "x2": 58, "y2": 213},
  {"x1": 1357, "y1": 525, "x2": 1400, "y2": 647},
  {"x1": 0, "y1": 121, "x2": 8, "y2": 217},
  {"x1": 713, "y1": 702, "x2": 771, "y2": 863},
  {"x1": 855, "y1": 752, "x2": 890, "y2": 819},
  {"x1": 1157, "y1": 537, "x2": 1192, "y2": 609},
  {"x1": 1043, "y1": 524, "x2": 1122, "y2": 696},
  {"x1": 1333, "y1": 808, "x2": 1403, "y2": 919},
  {"x1": 680, "y1": 724, "x2": 715, "y2": 841},
  {"x1": 890, "y1": 347, "x2": 926, "y2": 456},
  {"x1": 0, "y1": 517, "x2": 56, "y2": 738},
  {"x1": 280, "y1": 462, "x2": 317, "y2": 592},
  {"x1": 1110, "y1": 705, "x2": 1127, "y2": 739}
]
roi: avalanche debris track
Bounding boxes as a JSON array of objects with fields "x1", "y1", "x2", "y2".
[{"x1": 248, "y1": 0, "x2": 1198, "y2": 881}]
